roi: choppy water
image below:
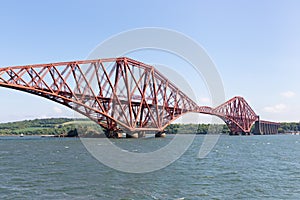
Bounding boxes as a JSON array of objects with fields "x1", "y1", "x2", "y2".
[{"x1": 0, "y1": 135, "x2": 300, "y2": 199}]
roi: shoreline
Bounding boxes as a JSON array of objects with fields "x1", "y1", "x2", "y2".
[{"x1": 0, "y1": 134, "x2": 55, "y2": 137}]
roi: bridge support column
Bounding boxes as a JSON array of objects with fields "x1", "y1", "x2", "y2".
[
  {"x1": 126, "y1": 131, "x2": 146, "y2": 138},
  {"x1": 155, "y1": 131, "x2": 166, "y2": 138},
  {"x1": 241, "y1": 132, "x2": 251, "y2": 136},
  {"x1": 104, "y1": 129, "x2": 123, "y2": 138},
  {"x1": 253, "y1": 120, "x2": 280, "y2": 135},
  {"x1": 253, "y1": 121, "x2": 262, "y2": 135}
]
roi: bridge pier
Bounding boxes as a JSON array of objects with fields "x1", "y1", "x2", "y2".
[
  {"x1": 155, "y1": 131, "x2": 166, "y2": 138},
  {"x1": 104, "y1": 130, "x2": 147, "y2": 138},
  {"x1": 229, "y1": 132, "x2": 250, "y2": 136},
  {"x1": 253, "y1": 120, "x2": 280, "y2": 135},
  {"x1": 104, "y1": 129, "x2": 123, "y2": 138},
  {"x1": 126, "y1": 131, "x2": 146, "y2": 138}
]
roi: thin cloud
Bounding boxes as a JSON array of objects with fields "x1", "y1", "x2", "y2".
[
  {"x1": 263, "y1": 103, "x2": 287, "y2": 113},
  {"x1": 281, "y1": 91, "x2": 296, "y2": 98}
]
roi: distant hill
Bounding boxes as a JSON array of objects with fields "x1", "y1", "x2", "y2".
[{"x1": 0, "y1": 118, "x2": 103, "y2": 136}]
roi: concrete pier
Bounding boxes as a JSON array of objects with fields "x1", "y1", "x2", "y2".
[
  {"x1": 155, "y1": 131, "x2": 166, "y2": 138},
  {"x1": 126, "y1": 131, "x2": 146, "y2": 138},
  {"x1": 253, "y1": 120, "x2": 280, "y2": 135}
]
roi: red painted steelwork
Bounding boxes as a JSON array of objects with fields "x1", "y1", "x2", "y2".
[
  {"x1": 211, "y1": 96, "x2": 259, "y2": 134},
  {"x1": 0, "y1": 57, "x2": 265, "y2": 135},
  {"x1": 0, "y1": 57, "x2": 198, "y2": 135}
]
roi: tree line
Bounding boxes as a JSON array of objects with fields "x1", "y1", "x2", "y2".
[
  {"x1": 278, "y1": 122, "x2": 300, "y2": 133},
  {"x1": 0, "y1": 118, "x2": 101, "y2": 136},
  {"x1": 165, "y1": 124, "x2": 230, "y2": 134},
  {"x1": 166, "y1": 122, "x2": 300, "y2": 134},
  {"x1": 0, "y1": 118, "x2": 299, "y2": 135}
]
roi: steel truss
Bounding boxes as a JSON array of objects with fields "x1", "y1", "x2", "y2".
[{"x1": 0, "y1": 57, "x2": 274, "y2": 135}]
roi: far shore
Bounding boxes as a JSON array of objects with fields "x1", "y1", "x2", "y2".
[{"x1": 0, "y1": 134, "x2": 54, "y2": 136}]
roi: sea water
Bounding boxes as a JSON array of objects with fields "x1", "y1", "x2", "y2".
[{"x1": 0, "y1": 135, "x2": 299, "y2": 199}]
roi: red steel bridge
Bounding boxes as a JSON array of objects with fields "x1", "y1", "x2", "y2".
[{"x1": 0, "y1": 57, "x2": 279, "y2": 137}]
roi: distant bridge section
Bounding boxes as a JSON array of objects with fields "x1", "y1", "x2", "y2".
[{"x1": 253, "y1": 120, "x2": 280, "y2": 135}]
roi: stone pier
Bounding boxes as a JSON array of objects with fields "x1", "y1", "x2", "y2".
[
  {"x1": 155, "y1": 131, "x2": 166, "y2": 138},
  {"x1": 126, "y1": 131, "x2": 146, "y2": 138},
  {"x1": 253, "y1": 120, "x2": 280, "y2": 135}
]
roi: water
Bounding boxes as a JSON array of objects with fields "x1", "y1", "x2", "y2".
[{"x1": 0, "y1": 135, "x2": 300, "y2": 199}]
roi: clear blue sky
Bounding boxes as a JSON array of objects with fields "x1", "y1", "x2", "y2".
[{"x1": 0, "y1": 0, "x2": 299, "y2": 122}]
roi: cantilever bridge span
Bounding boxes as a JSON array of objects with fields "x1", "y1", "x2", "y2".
[{"x1": 0, "y1": 57, "x2": 278, "y2": 137}]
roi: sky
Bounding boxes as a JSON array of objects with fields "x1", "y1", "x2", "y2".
[{"x1": 0, "y1": 0, "x2": 299, "y2": 123}]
